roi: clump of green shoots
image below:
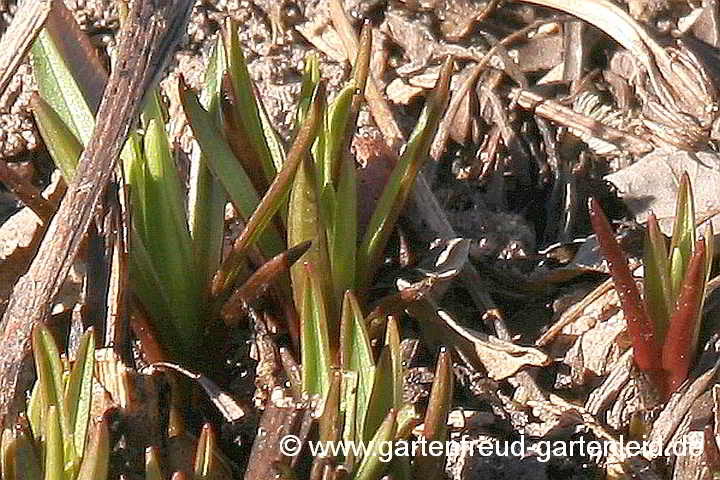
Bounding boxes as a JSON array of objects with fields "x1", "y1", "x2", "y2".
[
  {"x1": 204, "y1": 23, "x2": 454, "y2": 478},
  {"x1": 0, "y1": 326, "x2": 232, "y2": 480},
  {"x1": 29, "y1": 9, "x2": 457, "y2": 479},
  {"x1": 1, "y1": 326, "x2": 107, "y2": 480},
  {"x1": 589, "y1": 173, "x2": 713, "y2": 399}
]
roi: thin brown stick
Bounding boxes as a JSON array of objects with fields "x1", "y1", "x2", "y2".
[
  {"x1": 0, "y1": 0, "x2": 51, "y2": 97},
  {"x1": 513, "y1": 88, "x2": 654, "y2": 155},
  {"x1": 221, "y1": 241, "x2": 311, "y2": 325}
]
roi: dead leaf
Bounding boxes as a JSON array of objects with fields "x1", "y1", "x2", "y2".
[
  {"x1": 148, "y1": 362, "x2": 246, "y2": 422},
  {"x1": 562, "y1": 309, "x2": 626, "y2": 380},
  {"x1": 294, "y1": 1, "x2": 348, "y2": 63},
  {"x1": 386, "y1": 78, "x2": 424, "y2": 104},
  {"x1": 605, "y1": 149, "x2": 720, "y2": 235},
  {"x1": 438, "y1": 309, "x2": 551, "y2": 380},
  {"x1": 295, "y1": 22, "x2": 348, "y2": 63},
  {"x1": 437, "y1": 0, "x2": 496, "y2": 41}
]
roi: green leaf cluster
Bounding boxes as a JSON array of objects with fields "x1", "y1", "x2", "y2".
[
  {"x1": 590, "y1": 173, "x2": 714, "y2": 397},
  {"x1": 642, "y1": 173, "x2": 713, "y2": 394},
  {"x1": 285, "y1": 30, "x2": 454, "y2": 478},
  {"x1": 30, "y1": 15, "x2": 456, "y2": 479},
  {"x1": 1, "y1": 326, "x2": 106, "y2": 480}
]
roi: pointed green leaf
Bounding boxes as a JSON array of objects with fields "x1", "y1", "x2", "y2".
[
  {"x1": 414, "y1": 348, "x2": 453, "y2": 477},
  {"x1": 288, "y1": 153, "x2": 319, "y2": 311},
  {"x1": 193, "y1": 424, "x2": 223, "y2": 479},
  {"x1": 31, "y1": 94, "x2": 83, "y2": 181},
  {"x1": 139, "y1": 118, "x2": 199, "y2": 353},
  {"x1": 386, "y1": 317, "x2": 403, "y2": 409},
  {"x1": 339, "y1": 291, "x2": 375, "y2": 443},
  {"x1": 65, "y1": 329, "x2": 95, "y2": 457},
  {"x1": 32, "y1": 325, "x2": 77, "y2": 469},
  {"x1": 354, "y1": 408, "x2": 397, "y2": 480},
  {"x1": 140, "y1": 88, "x2": 167, "y2": 129},
  {"x1": 193, "y1": 423, "x2": 232, "y2": 480},
  {"x1": 363, "y1": 347, "x2": 394, "y2": 443},
  {"x1": 125, "y1": 132, "x2": 150, "y2": 238},
  {"x1": 288, "y1": 59, "x2": 324, "y2": 309},
  {"x1": 358, "y1": 57, "x2": 453, "y2": 286},
  {"x1": 329, "y1": 151, "x2": 358, "y2": 305},
  {"x1": 223, "y1": 20, "x2": 279, "y2": 183},
  {"x1": 129, "y1": 228, "x2": 176, "y2": 332},
  {"x1": 32, "y1": 30, "x2": 97, "y2": 145},
  {"x1": 180, "y1": 80, "x2": 284, "y2": 259},
  {"x1": 221, "y1": 75, "x2": 272, "y2": 196},
  {"x1": 669, "y1": 173, "x2": 696, "y2": 298},
  {"x1": 295, "y1": 54, "x2": 321, "y2": 124},
  {"x1": 322, "y1": 83, "x2": 355, "y2": 186},
  {"x1": 28, "y1": 380, "x2": 44, "y2": 441},
  {"x1": 143, "y1": 118, "x2": 192, "y2": 257},
  {"x1": 340, "y1": 371, "x2": 359, "y2": 467},
  {"x1": 321, "y1": 22, "x2": 370, "y2": 188},
  {"x1": 422, "y1": 348, "x2": 452, "y2": 441},
  {"x1": 145, "y1": 446, "x2": 164, "y2": 480},
  {"x1": 395, "y1": 403, "x2": 418, "y2": 440},
  {"x1": 43, "y1": 406, "x2": 63, "y2": 480},
  {"x1": 31, "y1": 12, "x2": 144, "y2": 192},
  {"x1": 643, "y1": 213, "x2": 672, "y2": 342},
  {"x1": 194, "y1": 424, "x2": 214, "y2": 478},
  {"x1": 202, "y1": 31, "x2": 226, "y2": 103},
  {"x1": 287, "y1": 85, "x2": 335, "y2": 320},
  {"x1": 256, "y1": 91, "x2": 287, "y2": 174},
  {"x1": 301, "y1": 267, "x2": 332, "y2": 397},
  {"x1": 189, "y1": 34, "x2": 227, "y2": 299},
  {"x1": 215, "y1": 84, "x2": 324, "y2": 295}
]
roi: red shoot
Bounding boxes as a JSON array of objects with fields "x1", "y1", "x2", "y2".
[
  {"x1": 589, "y1": 198, "x2": 663, "y2": 378},
  {"x1": 662, "y1": 238, "x2": 706, "y2": 394}
]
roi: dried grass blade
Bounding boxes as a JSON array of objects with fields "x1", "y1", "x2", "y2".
[
  {"x1": 213, "y1": 82, "x2": 325, "y2": 295},
  {"x1": 221, "y1": 241, "x2": 311, "y2": 325}
]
